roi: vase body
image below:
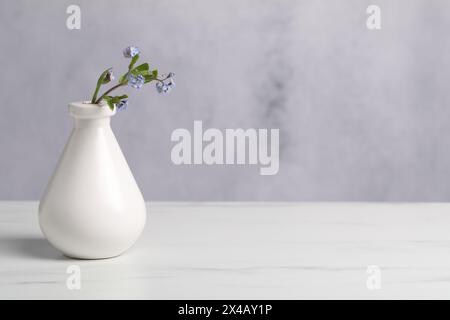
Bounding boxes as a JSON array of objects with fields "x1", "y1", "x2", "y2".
[{"x1": 38, "y1": 102, "x2": 146, "y2": 259}]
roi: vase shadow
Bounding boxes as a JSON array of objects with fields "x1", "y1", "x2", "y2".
[{"x1": 0, "y1": 236, "x2": 68, "y2": 261}]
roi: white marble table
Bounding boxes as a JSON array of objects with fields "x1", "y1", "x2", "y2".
[{"x1": 1, "y1": 201, "x2": 450, "y2": 299}]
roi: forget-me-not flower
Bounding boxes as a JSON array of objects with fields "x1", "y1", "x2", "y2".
[
  {"x1": 156, "y1": 73, "x2": 175, "y2": 94},
  {"x1": 127, "y1": 74, "x2": 145, "y2": 89},
  {"x1": 116, "y1": 99, "x2": 128, "y2": 111},
  {"x1": 123, "y1": 46, "x2": 140, "y2": 58}
]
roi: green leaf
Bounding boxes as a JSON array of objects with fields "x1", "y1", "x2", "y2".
[
  {"x1": 142, "y1": 70, "x2": 158, "y2": 83},
  {"x1": 129, "y1": 69, "x2": 139, "y2": 76},
  {"x1": 120, "y1": 58, "x2": 144, "y2": 84},
  {"x1": 143, "y1": 74, "x2": 155, "y2": 83},
  {"x1": 102, "y1": 96, "x2": 115, "y2": 111},
  {"x1": 128, "y1": 54, "x2": 139, "y2": 70},
  {"x1": 131, "y1": 70, "x2": 149, "y2": 78},
  {"x1": 134, "y1": 63, "x2": 149, "y2": 72},
  {"x1": 111, "y1": 95, "x2": 128, "y2": 104},
  {"x1": 118, "y1": 73, "x2": 128, "y2": 85},
  {"x1": 91, "y1": 68, "x2": 111, "y2": 103}
]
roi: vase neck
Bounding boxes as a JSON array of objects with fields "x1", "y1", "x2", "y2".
[
  {"x1": 68, "y1": 101, "x2": 116, "y2": 126},
  {"x1": 74, "y1": 117, "x2": 111, "y2": 128}
]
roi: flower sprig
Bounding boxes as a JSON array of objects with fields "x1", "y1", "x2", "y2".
[{"x1": 90, "y1": 46, "x2": 175, "y2": 111}]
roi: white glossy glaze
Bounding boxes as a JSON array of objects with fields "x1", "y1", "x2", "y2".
[{"x1": 38, "y1": 102, "x2": 146, "y2": 259}]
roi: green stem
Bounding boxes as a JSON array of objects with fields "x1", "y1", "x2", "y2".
[
  {"x1": 93, "y1": 74, "x2": 171, "y2": 105},
  {"x1": 94, "y1": 83, "x2": 125, "y2": 104},
  {"x1": 91, "y1": 68, "x2": 112, "y2": 103},
  {"x1": 91, "y1": 81, "x2": 102, "y2": 104}
]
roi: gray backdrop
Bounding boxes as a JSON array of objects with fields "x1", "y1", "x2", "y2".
[{"x1": 1, "y1": 0, "x2": 450, "y2": 201}]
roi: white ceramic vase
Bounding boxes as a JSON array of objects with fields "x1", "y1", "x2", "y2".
[{"x1": 39, "y1": 102, "x2": 146, "y2": 259}]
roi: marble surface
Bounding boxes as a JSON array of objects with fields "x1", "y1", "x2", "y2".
[{"x1": 1, "y1": 201, "x2": 450, "y2": 299}]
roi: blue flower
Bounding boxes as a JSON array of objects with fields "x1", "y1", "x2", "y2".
[
  {"x1": 156, "y1": 82, "x2": 170, "y2": 94},
  {"x1": 116, "y1": 99, "x2": 128, "y2": 111},
  {"x1": 167, "y1": 77, "x2": 175, "y2": 88},
  {"x1": 123, "y1": 46, "x2": 140, "y2": 58},
  {"x1": 156, "y1": 73, "x2": 175, "y2": 94},
  {"x1": 127, "y1": 74, "x2": 145, "y2": 89}
]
